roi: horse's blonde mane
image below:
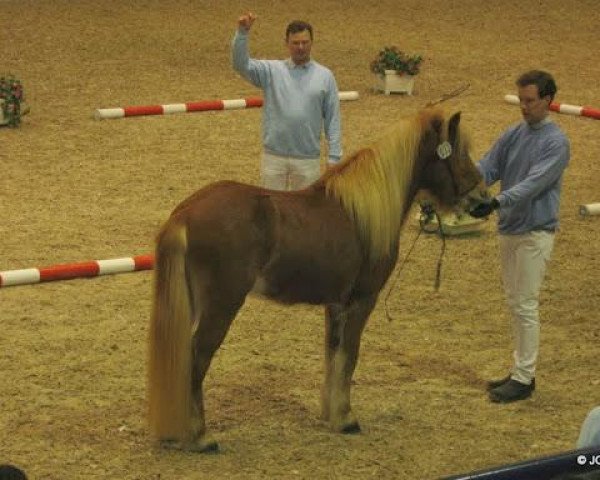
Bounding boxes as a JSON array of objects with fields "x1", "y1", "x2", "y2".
[{"x1": 323, "y1": 109, "x2": 444, "y2": 261}]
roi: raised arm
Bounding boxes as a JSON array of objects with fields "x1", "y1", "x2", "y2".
[{"x1": 231, "y1": 12, "x2": 270, "y2": 88}]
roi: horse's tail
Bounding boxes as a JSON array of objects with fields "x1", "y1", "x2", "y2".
[{"x1": 147, "y1": 217, "x2": 192, "y2": 441}]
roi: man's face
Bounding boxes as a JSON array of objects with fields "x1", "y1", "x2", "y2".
[
  {"x1": 286, "y1": 30, "x2": 312, "y2": 65},
  {"x1": 518, "y1": 84, "x2": 550, "y2": 125}
]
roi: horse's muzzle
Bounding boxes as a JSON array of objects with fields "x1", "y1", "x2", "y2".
[{"x1": 459, "y1": 181, "x2": 491, "y2": 212}]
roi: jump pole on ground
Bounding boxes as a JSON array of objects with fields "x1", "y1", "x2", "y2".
[
  {"x1": 0, "y1": 254, "x2": 154, "y2": 287},
  {"x1": 94, "y1": 91, "x2": 360, "y2": 120}
]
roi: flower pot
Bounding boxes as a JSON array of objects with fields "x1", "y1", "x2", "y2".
[
  {"x1": 375, "y1": 70, "x2": 415, "y2": 95},
  {"x1": 0, "y1": 99, "x2": 28, "y2": 127}
]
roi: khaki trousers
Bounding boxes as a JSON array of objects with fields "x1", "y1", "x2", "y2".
[
  {"x1": 261, "y1": 152, "x2": 321, "y2": 191},
  {"x1": 499, "y1": 231, "x2": 555, "y2": 384}
]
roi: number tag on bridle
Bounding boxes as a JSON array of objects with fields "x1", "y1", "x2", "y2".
[{"x1": 436, "y1": 141, "x2": 452, "y2": 159}]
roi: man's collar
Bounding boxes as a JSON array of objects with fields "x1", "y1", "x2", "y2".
[
  {"x1": 286, "y1": 58, "x2": 312, "y2": 69},
  {"x1": 529, "y1": 115, "x2": 552, "y2": 130}
]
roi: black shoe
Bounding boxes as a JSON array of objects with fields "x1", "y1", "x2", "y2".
[
  {"x1": 486, "y1": 375, "x2": 536, "y2": 392},
  {"x1": 489, "y1": 379, "x2": 535, "y2": 403},
  {"x1": 486, "y1": 374, "x2": 511, "y2": 391}
]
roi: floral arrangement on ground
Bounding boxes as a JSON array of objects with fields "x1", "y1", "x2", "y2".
[
  {"x1": 370, "y1": 46, "x2": 423, "y2": 76},
  {"x1": 0, "y1": 75, "x2": 25, "y2": 127}
]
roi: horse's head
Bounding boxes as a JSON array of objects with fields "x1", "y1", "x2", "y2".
[{"x1": 417, "y1": 109, "x2": 489, "y2": 212}]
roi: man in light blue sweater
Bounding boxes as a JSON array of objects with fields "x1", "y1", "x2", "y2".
[
  {"x1": 470, "y1": 70, "x2": 570, "y2": 403},
  {"x1": 232, "y1": 12, "x2": 342, "y2": 191}
]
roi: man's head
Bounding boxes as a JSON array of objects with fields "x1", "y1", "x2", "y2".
[
  {"x1": 285, "y1": 20, "x2": 313, "y2": 65},
  {"x1": 516, "y1": 70, "x2": 557, "y2": 125}
]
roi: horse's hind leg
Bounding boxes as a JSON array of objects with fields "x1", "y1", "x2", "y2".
[
  {"x1": 322, "y1": 295, "x2": 377, "y2": 433},
  {"x1": 186, "y1": 264, "x2": 249, "y2": 453}
]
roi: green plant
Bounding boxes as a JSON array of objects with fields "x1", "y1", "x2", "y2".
[
  {"x1": 0, "y1": 75, "x2": 24, "y2": 127},
  {"x1": 370, "y1": 46, "x2": 423, "y2": 76}
]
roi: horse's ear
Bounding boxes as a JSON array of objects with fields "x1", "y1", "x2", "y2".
[{"x1": 448, "y1": 111, "x2": 461, "y2": 144}]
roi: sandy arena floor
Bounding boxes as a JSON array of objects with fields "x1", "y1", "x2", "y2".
[{"x1": 1, "y1": 1, "x2": 599, "y2": 478}]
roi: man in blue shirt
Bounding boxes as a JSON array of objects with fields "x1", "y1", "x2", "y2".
[
  {"x1": 471, "y1": 70, "x2": 570, "y2": 403},
  {"x1": 232, "y1": 12, "x2": 342, "y2": 190}
]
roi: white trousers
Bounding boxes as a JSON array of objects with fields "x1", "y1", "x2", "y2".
[
  {"x1": 261, "y1": 152, "x2": 321, "y2": 191},
  {"x1": 499, "y1": 231, "x2": 554, "y2": 384}
]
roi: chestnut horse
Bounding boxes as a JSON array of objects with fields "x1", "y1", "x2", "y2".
[{"x1": 148, "y1": 108, "x2": 487, "y2": 452}]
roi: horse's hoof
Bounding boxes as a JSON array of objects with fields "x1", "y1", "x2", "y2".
[
  {"x1": 159, "y1": 437, "x2": 220, "y2": 454},
  {"x1": 188, "y1": 438, "x2": 219, "y2": 454},
  {"x1": 340, "y1": 421, "x2": 361, "y2": 434},
  {"x1": 159, "y1": 439, "x2": 181, "y2": 451}
]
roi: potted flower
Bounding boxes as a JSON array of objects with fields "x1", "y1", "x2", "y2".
[
  {"x1": 370, "y1": 46, "x2": 423, "y2": 95},
  {"x1": 0, "y1": 75, "x2": 25, "y2": 127}
]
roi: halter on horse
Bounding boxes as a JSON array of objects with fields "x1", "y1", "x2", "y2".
[{"x1": 147, "y1": 107, "x2": 488, "y2": 452}]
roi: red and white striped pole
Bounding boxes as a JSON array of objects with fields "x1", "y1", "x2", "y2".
[
  {"x1": 0, "y1": 254, "x2": 154, "y2": 287},
  {"x1": 94, "y1": 97, "x2": 263, "y2": 120},
  {"x1": 93, "y1": 91, "x2": 360, "y2": 120},
  {"x1": 504, "y1": 94, "x2": 600, "y2": 120}
]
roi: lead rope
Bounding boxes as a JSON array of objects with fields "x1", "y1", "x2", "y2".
[
  {"x1": 433, "y1": 209, "x2": 446, "y2": 291},
  {"x1": 384, "y1": 205, "x2": 447, "y2": 322}
]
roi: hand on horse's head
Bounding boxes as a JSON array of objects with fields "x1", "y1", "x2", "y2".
[{"x1": 469, "y1": 197, "x2": 499, "y2": 218}]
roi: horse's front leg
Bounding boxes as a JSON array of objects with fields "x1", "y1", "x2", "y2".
[{"x1": 322, "y1": 295, "x2": 377, "y2": 433}]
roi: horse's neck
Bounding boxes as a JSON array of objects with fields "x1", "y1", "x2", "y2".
[
  {"x1": 362, "y1": 133, "x2": 420, "y2": 259},
  {"x1": 320, "y1": 122, "x2": 423, "y2": 262},
  {"x1": 376, "y1": 133, "x2": 420, "y2": 224}
]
